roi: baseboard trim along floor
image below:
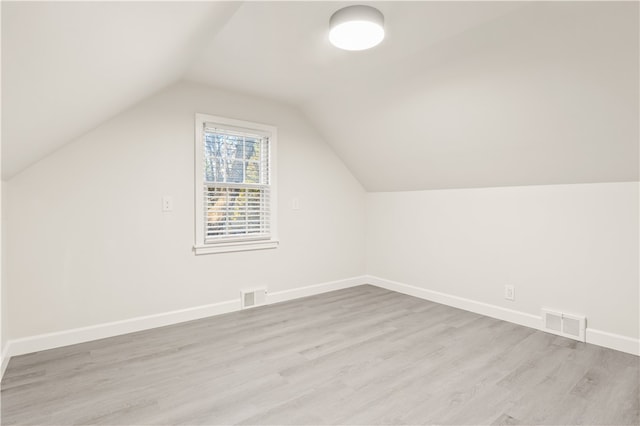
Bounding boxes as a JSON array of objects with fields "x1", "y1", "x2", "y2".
[
  {"x1": 0, "y1": 345, "x2": 9, "y2": 380},
  {"x1": 0, "y1": 276, "x2": 369, "y2": 376},
  {"x1": 367, "y1": 276, "x2": 640, "y2": 357},
  {"x1": 2, "y1": 274, "x2": 637, "y2": 379},
  {"x1": 2, "y1": 285, "x2": 638, "y2": 425}
]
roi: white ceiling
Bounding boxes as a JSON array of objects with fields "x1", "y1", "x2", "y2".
[
  {"x1": 3, "y1": 1, "x2": 638, "y2": 190},
  {"x1": 1, "y1": 1, "x2": 240, "y2": 178}
]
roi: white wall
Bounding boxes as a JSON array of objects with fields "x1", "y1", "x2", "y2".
[
  {"x1": 1, "y1": 180, "x2": 6, "y2": 372},
  {"x1": 1, "y1": 0, "x2": 5, "y2": 372},
  {"x1": 367, "y1": 182, "x2": 639, "y2": 340},
  {"x1": 1, "y1": 184, "x2": 6, "y2": 347},
  {"x1": 3, "y1": 81, "x2": 638, "y2": 355},
  {"x1": 4, "y1": 81, "x2": 366, "y2": 340}
]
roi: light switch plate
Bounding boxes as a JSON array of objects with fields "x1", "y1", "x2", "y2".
[{"x1": 162, "y1": 196, "x2": 173, "y2": 212}]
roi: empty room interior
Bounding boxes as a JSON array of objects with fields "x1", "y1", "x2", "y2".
[{"x1": 0, "y1": 1, "x2": 639, "y2": 425}]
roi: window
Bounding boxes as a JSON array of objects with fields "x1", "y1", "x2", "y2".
[{"x1": 194, "y1": 114, "x2": 277, "y2": 254}]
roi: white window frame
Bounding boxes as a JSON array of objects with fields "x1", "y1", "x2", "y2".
[{"x1": 193, "y1": 113, "x2": 278, "y2": 255}]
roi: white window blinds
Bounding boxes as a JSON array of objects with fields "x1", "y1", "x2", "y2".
[{"x1": 202, "y1": 124, "x2": 272, "y2": 243}]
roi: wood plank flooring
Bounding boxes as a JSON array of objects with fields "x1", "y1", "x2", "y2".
[{"x1": 1, "y1": 285, "x2": 638, "y2": 425}]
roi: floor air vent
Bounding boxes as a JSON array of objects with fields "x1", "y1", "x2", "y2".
[
  {"x1": 241, "y1": 288, "x2": 267, "y2": 309},
  {"x1": 542, "y1": 309, "x2": 586, "y2": 342}
]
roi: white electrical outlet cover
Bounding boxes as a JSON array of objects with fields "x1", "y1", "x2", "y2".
[{"x1": 505, "y1": 285, "x2": 515, "y2": 301}]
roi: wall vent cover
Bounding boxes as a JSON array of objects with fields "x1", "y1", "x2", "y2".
[
  {"x1": 542, "y1": 308, "x2": 586, "y2": 342},
  {"x1": 241, "y1": 288, "x2": 267, "y2": 309}
]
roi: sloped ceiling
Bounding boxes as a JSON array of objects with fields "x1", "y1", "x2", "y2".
[
  {"x1": 3, "y1": 1, "x2": 638, "y2": 191},
  {"x1": 1, "y1": 1, "x2": 240, "y2": 178}
]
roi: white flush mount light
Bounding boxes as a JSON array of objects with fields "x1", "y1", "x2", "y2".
[{"x1": 329, "y1": 5, "x2": 385, "y2": 51}]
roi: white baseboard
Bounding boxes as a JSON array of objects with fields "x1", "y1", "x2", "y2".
[
  {"x1": 1, "y1": 344, "x2": 9, "y2": 378},
  {"x1": 7, "y1": 299, "x2": 241, "y2": 360},
  {"x1": 366, "y1": 275, "x2": 639, "y2": 356},
  {"x1": 267, "y1": 276, "x2": 368, "y2": 304},
  {"x1": 586, "y1": 328, "x2": 640, "y2": 356},
  {"x1": 1, "y1": 276, "x2": 368, "y2": 377},
  {"x1": 2, "y1": 274, "x2": 636, "y2": 381},
  {"x1": 367, "y1": 276, "x2": 542, "y2": 330}
]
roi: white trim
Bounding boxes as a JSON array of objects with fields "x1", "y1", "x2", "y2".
[
  {"x1": 586, "y1": 328, "x2": 640, "y2": 356},
  {"x1": 2, "y1": 275, "x2": 636, "y2": 380},
  {"x1": 194, "y1": 240, "x2": 278, "y2": 255},
  {"x1": 194, "y1": 113, "x2": 278, "y2": 255},
  {"x1": 268, "y1": 276, "x2": 368, "y2": 305},
  {"x1": 6, "y1": 299, "x2": 240, "y2": 359},
  {"x1": 366, "y1": 275, "x2": 639, "y2": 356},
  {"x1": 1, "y1": 344, "x2": 9, "y2": 378},
  {"x1": 1, "y1": 276, "x2": 367, "y2": 376},
  {"x1": 367, "y1": 275, "x2": 541, "y2": 330}
]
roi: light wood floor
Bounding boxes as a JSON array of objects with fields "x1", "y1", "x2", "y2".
[{"x1": 1, "y1": 285, "x2": 638, "y2": 425}]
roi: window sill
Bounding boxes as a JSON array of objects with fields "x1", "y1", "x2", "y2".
[{"x1": 193, "y1": 240, "x2": 279, "y2": 255}]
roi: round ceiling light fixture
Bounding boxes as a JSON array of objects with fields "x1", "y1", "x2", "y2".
[{"x1": 329, "y1": 5, "x2": 385, "y2": 51}]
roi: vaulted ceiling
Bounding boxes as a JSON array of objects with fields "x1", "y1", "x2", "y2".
[{"x1": 3, "y1": 1, "x2": 638, "y2": 190}]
